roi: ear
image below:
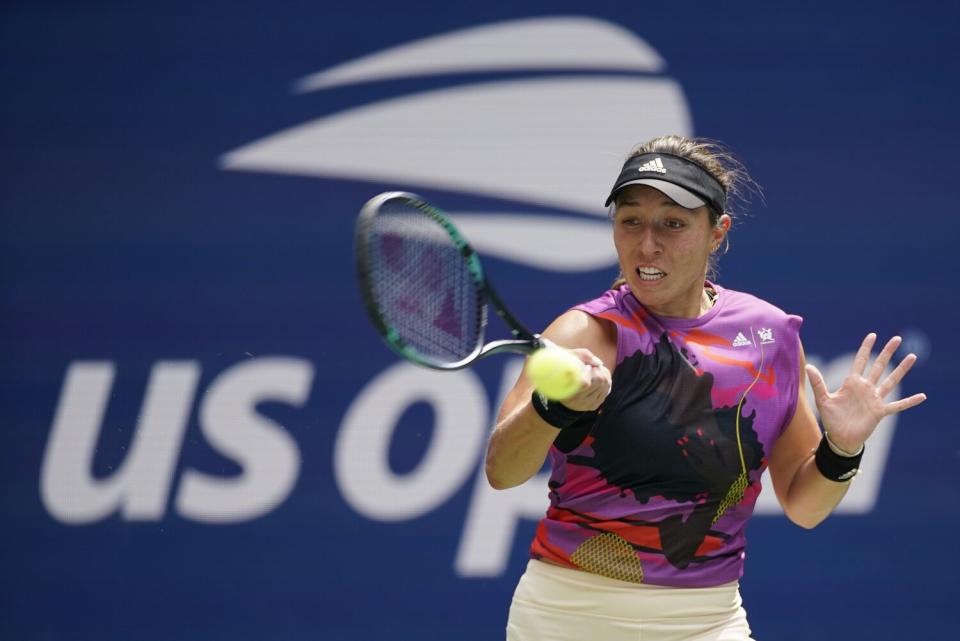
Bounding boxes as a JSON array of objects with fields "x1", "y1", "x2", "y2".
[{"x1": 711, "y1": 214, "x2": 732, "y2": 251}]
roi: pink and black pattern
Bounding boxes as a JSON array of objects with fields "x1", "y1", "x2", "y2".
[{"x1": 530, "y1": 284, "x2": 802, "y2": 587}]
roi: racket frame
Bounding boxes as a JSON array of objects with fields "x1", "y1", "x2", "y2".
[{"x1": 356, "y1": 191, "x2": 545, "y2": 370}]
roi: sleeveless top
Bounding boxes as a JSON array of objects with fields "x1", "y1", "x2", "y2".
[{"x1": 529, "y1": 283, "x2": 803, "y2": 588}]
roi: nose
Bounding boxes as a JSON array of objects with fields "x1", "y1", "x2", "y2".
[{"x1": 636, "y1": 223, "x2": 662, "y2": 256}]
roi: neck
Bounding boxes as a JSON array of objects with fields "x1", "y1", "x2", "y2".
[
  {"x1": 639, "y1": 284, "x2": 715, "y2": 319},
  {"x1": 692, "y1": 287, "x2": 713, "y2": 317}
]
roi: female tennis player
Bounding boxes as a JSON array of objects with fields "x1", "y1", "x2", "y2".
[{"x1": 485, "y1": 135, "x2": 926, "y2": 641}]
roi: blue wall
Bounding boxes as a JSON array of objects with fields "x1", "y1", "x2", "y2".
[{"x1": 2, "y1": 2, "x2": 958, "y2": 639}]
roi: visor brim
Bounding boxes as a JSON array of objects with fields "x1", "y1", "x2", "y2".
[{"x1": 606, "y1": 179, "x2": 706, "y2": 209}]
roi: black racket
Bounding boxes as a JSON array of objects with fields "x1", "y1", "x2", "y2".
[{"x1": 355, "y1": 191, "x2": 547, "y2": 370}]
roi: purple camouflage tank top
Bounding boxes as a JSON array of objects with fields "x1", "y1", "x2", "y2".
[{"x1": 530, "y1": 283, "x2": 803, "y2": 587}]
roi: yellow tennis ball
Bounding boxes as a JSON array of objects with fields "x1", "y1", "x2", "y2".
[{"x1": 525, "y1": 347, "x2": 584, "y2": 401}]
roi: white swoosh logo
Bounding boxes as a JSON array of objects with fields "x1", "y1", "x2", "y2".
[
  {"x1": 221, "y1": 16, "x2": 693, "y2": 271},
  {"x1": 221, "y1": 76, "x2": 689, "y2": 216},
  {"x1": 448, "y1": 214, "x2": 614, "y2": 272},
  {"x1": 294, "y1": 16, "x2": 664, "y2": 92}
]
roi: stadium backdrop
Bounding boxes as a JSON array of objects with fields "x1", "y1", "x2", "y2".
[{"x1": 2, "y1": 1, "x2": 958, "y2": 640}]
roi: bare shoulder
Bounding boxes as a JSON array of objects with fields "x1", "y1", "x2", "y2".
[{"x1": 540, "y1": 309, "x2": 618, "y2": 371}]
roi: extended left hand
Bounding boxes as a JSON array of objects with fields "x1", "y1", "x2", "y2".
[{"x1": 805, "y1": 333, "x2": 927, "y2": 454}]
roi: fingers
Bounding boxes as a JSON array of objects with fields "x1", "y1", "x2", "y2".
[
  {"x1": 878, "y1": 352, "x2": 918, "y2": 398},
  {"x1": 851, "y1": 333, "x2": 877, "y2": 377},
  {"x1": 566, "y1": 381, "x2": 610, "y2": 412},
  {"x1": 586, "y1": 360, "x2": 612, "y2": 395},
  {"x1": 805, "y1": 363, "x2": 831, "y2": 405},
  {"x1": 860, "y1": 336, "x2": 925, "y2": 409},
  {"x1": 884, "y1": 392, "x2": 928, "y2": 415},
  {"x1": 867, "y1": 335, "x2": 902, "y2": 384},
  {"x1": 571, "y1": 348, "x2": 609, "y2": 390},
  {"x1": 563, "y1": 350, "x2": 612, "y2": 412},
  {"x1": 570, "y1": 347, "x2": 604, "y2": 369}
]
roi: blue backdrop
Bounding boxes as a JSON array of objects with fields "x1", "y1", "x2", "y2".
[{"x1": 2, "y1": 1, "x2": 958, "y2": 640}]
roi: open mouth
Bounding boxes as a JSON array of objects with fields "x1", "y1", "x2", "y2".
[{"x1": 635, "y1": 266, "x2": 666, "y2": 281}]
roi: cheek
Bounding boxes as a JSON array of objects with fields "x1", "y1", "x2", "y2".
[
  {"x1": 612, "y1": 229, "x2": 628, "y2": 257},
  {"x1": 667, "y1": 233, "x2": 714, "y2": 271},
  {"x1": 673, "y1": 233, "x2": 711, "y2": 256}
]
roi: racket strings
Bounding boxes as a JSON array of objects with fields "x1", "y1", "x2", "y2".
[{"x1": 364, "y1": 202, "x2": 483, "y2": 364}]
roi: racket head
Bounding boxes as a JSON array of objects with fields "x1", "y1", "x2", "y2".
[{"x1": 355, "y1": 191, "x2": 488, "y2": 369}]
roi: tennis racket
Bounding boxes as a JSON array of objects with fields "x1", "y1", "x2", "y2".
[{"x1": 355, "y1": 191, "x2": 551, "y2": 370}]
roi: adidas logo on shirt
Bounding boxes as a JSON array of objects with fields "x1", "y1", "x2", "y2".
[
  {"x1": 637, "y1": 157, "x2": 666, "y2": 174},
  {"x1": 732, "y1": 332, "x2": 751, "y2": 348}
]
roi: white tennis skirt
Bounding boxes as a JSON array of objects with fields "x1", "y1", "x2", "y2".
[{"x1": 506, "y1": 560, "x2": 755, "y2": 641}]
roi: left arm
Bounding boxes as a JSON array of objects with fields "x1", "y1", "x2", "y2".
[{"x1": 768, "y1": 334, "x2": 926, "y2": 529}]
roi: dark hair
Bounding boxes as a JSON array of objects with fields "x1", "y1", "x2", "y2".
[{"x1": 610, "y1": 135, "x2": 760, "y2": 286}]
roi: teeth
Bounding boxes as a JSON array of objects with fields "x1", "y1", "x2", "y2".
[{"x1": 636, "y1": 267, "x2": 665, "y2": 281}]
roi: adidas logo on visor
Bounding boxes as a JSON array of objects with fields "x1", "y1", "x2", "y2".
[{"x1": 636, "y1": 157, "x2": 666, "y2": 174}]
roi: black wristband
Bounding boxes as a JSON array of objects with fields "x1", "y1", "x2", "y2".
[
  {"x1": 814, "y1": 436, "x2": 863, "y2": 482},
  {"x1": 530, "y1": 391, "x2": 591, "y2": 430}
]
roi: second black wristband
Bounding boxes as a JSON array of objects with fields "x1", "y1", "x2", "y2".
[
  {"x1": 814, "y1": 436, "x2": 863, "y2": 482},
  {"x1": 530, "y1": 391, "x2": 591, "y2": 430}
]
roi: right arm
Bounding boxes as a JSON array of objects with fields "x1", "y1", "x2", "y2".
[{"x1": 484, "y1": 310, "x2": 616, "y2": 490}]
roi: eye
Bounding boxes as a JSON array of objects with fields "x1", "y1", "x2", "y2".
[
  {"x1": 620, "y1": 216, "x2": 641, "y2": 227},
  {"x1": 663, "y1": 219, "x2": 686, "y2": 230}
]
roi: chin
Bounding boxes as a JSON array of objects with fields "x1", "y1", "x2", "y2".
[
  {"x1": 628, "y1": 276, "x2": 669, "y2": 295},
  {"x1": 627, "y1": 281, "x2": 668, "y2": 306}
]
